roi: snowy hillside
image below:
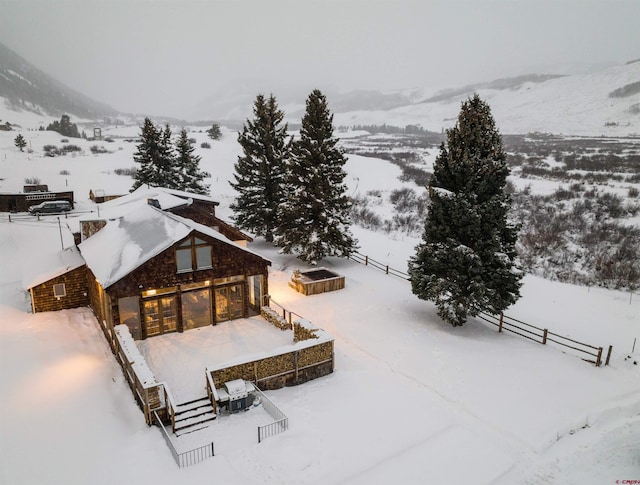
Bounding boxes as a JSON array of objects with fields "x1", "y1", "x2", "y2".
[
  {"x1": 334, "y1": 61, "x2": 640, "y2": 136},
  {"x1": 0, "y1": 42, "x2": 118, "y2": 120}
]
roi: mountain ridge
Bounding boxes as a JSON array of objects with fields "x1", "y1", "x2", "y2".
[{"x1": 0, "y1": 42, "x2": 118, "y2": 121}]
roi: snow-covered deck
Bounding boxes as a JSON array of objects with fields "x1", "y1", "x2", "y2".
[{"x1": 136, "y1": 316, "x2": 295, "y2": 403}]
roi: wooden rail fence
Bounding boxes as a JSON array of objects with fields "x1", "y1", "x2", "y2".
[
  {"x1": 348, "y1": 251, "x2": 612, "y2": 366},
  {"x1": 476, "y1": 311, "x2": 610, "y2": 366}
]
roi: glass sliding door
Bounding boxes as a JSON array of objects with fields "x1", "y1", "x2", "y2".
[
  {"x1": 214, "y1": 284, "x2": 244, "y2": 322},
  {"x1": 182, "y1": 289, "x2": 212, "y2": 330}
]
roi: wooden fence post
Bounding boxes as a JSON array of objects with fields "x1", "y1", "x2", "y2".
[
  {"x1": 596, "y1": 347, "x2": 603, "y2": 367},
  {"x1": 542, "y1": 329, "x2": 548, "y2": 345},
  {"x1": 385, "y1": 265, "x2": 389, "y2": 274},
  {"x1": 605, "y1": 345, "x2": 613, "y2": 366},
  {"x1": 365, "y1": 255, "x2": 368, "y2": 265},
  {"x1": 498, "y1": 312, "x2": 504, "y2": 333}
]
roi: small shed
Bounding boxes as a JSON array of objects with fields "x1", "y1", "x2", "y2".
[{"x1": 23, "y1": 246, "x2": 89, "y2": 313}]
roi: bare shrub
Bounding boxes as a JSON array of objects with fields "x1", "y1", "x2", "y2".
[
  {"x1": 43, "y1": 145, "x2": 60, "y2": 157},
  {"x1": 90, "y1": 145, "x2": 109, "y2": 154},
  {"x1": 390, "y1": 187, "x2": 417, "y2": 212},
  {"x1": 114, "y1": 167, "x2": 138, "y2": 177}
]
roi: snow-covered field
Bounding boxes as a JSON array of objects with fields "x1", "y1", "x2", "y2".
[{"x1": 1, "y1": 112, "x2": 639, "y2": 484}]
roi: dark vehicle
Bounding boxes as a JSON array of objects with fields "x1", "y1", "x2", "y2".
[{"x1": 28, "y1": 200, "x2": 72, "y2": 214}]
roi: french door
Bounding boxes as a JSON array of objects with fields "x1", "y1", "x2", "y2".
[
  {"x1": 143, "y1": 296, "x2": 177, "y2": 337},
  {"x1": 214, "y1": 284, "x2": 244, "y2": 322}
]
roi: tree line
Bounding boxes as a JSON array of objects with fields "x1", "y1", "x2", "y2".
[{"x1": 131, "y1": 120, "x2": 210, "y2": 194}]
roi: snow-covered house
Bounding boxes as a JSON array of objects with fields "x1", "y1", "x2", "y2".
[
  {"x1": 79, "y1": 203, "x2": 270, "y2": 343},
  {"x1": 83, "y1": 186, "x2": 252, "y2": 246}
]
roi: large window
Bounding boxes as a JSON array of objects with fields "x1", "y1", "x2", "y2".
[
  {"x1": 176, "y1": 236, "x2": 212, "y2": 273},
  {"x1": 182, "y1": 289, "x2": 212, "y2": 330}
]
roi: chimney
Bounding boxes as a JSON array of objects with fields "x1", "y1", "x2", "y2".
[{"x1": 80, "y1": 220, "x2": 107, "y2": 241}]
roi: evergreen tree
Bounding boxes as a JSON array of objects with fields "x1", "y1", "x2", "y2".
[
  {"x1": 230, "y1": 94, "x2": 291, "y2": 242},
  {"x1": 206, "y1": 123, "x2": 221, "y2": 140},
  {"x1": 274, "y1": 89, "x2": 357, "y2": 263},
  {"x1": 175, "y1": 128, "x2": 210, "y2": 195},
  {"x1": 408, "y1": 94, "x2": 522, "y2": 326},
  {"x1": 157, "y1": 124, "x2": 179, "y2": 189},
  {"x1": 14, "y1": 134, "x2": 27, "y2": 151},
  {"x1": 131, "y1": 118, "x2": 164, "y2": 191}
]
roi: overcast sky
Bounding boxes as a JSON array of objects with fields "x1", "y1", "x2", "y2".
[{"x1": 1, "y1": 0, "x2": 638, "y2": 118}]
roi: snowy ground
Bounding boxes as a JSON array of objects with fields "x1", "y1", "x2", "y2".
[{"x1": 1, "y1": 117, "x2": 639, "y2": 484}]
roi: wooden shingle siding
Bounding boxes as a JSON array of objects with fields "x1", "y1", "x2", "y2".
[
  {"x1": 31, "y1": 265, "x2": 90, "y2": 313},
  {"x1": 106, "y1": 231, "x2": 268, "y2": 301}
]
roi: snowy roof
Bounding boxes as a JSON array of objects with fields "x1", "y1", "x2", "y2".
[
  {"x1": 78, "y1": 186, "x2": 215, "y2": 224},
  {"x1": 23, "y1": 245, "x2": 86, "y2": 290},
  {"x1": 79, "y1": 204, "x2": 269, "y2": 289}
]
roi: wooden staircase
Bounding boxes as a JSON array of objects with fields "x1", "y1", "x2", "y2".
[{"x1": 173, "y1": 397, "x2": 216, "y2": 437}]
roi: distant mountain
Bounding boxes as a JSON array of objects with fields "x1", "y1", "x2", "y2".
[
  {"x1": 333, "y1": 62, "x2": 640, "y2": 136},
  {"x1": 187, "y1": 82, "x2": 424, "y2": 123},
  {"x1": 420, "y1": 74, "x2": 565, "y2": 104},
  {"x1": 0, "y1": 42, "x2": 118, "y2": 120}
]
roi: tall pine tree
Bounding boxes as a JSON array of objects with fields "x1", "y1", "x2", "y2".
[
  {"x1": 131, "y1": 118, "x2": 162, "y2": 190},
  {"x1": 230, "y1": 94, "x2": 290, "y2": 242},
  {"x1": 274, "y1": 89, "x2": 357, "y2": 263},
  {"x1": 158, "y1": 124, "x2": 179, "y2": 189},
  {"x1": 175, "y1": 128, "x2": 210, "y2": 195},
  {"x1": 131, "y1": 119, "x2": 180, "y2": 191},
  {"x1": 408, "y1": 94, "x2": 521, "y2": 326}
]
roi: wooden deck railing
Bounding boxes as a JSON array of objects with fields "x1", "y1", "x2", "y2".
[{"x1": 153, "y1": 412, "x2": 215, "y2": 468}]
